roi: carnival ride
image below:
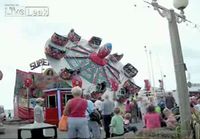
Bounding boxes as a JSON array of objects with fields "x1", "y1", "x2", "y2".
[
  {"x1": 45, "y1": 29, "x2": 141, "y2": 101},
  {"x1": 13, "y1": 29, "x2": 141, "y2": 125}
]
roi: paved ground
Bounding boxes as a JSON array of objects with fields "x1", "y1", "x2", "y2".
[{"x1": 0, "y1": 120, "x2": 144, "y2": 139}]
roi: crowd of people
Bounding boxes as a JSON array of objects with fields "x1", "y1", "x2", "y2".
[
  {"x1": 61, "y1": 86, "x2": 180, "y2": 139},
  {"x1": 32, "y1": 86, "x2": 200, "y2": 139},
  {"x1": 189, "y1": 95, "x2": 200, "y2": 121}
]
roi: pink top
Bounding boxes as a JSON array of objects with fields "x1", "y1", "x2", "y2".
[
  {"x1": 125, "y1": 103, "x2": 132, "y2": 113},
  {"x1": 144, "y1": 113, "x2": 161, "y2": 129},
  {"x1": 166, "y1": 115, "x2": 177, "y2": 128},
  {"x1": 124, "y1": 119, "x2": 130, "y2": 125},
  {"x1": 68, "y1": 98, "x2": 87, "y2": 117}
]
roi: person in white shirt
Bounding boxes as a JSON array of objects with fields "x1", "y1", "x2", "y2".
[
  {"x1": 94, "y1": 97, "x2": 103, "y2": 112},
  {"x1": 101, "y1": 95, "x2": 115, "y2": 138},
  {"x1": 34, "y1": 98, "x2": 44, "y2": 123}
]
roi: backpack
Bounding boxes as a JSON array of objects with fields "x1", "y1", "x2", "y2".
[
  {"x1": 87, "y1": 109, "x2": 101, "y2": 122},
  {"x1": 158, "y1": 100, "x2": 165, "y2": 109}
]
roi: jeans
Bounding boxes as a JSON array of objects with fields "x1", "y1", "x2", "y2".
[
  {"x1": 67, "y1": 117, "x2": 90, "y2": 139},
  {"x1": 88, "y1": 120, "x2": 101, "y2": 139}
]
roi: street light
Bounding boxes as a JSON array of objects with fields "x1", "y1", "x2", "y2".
[{"x1": 144, "y1": 0, "x2": 191, "y2": 137}]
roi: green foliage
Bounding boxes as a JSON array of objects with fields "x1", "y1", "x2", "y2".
[{"x1": 175, "y1": 125, "x2": 181, "y2": 138}]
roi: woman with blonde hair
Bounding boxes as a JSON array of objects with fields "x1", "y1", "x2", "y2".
[{"x1": 63, "y1": 86, "x2": 90, "y2": 139}]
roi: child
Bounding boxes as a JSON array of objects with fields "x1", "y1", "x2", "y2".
[
  {"x1": 124, "y1": 113, "x2": 138, "y2": 133},
  {"x1": 163, "y1": 108, "x2": 177, "y2": 129},
  {"x1": 109, "y1": 107, "x2": 124, "y2": 137},
  {"x1": 144, "y1": 105, "x2": 161, "y2": 129}
]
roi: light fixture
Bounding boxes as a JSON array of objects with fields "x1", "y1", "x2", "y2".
[{"x1": 173, "y1": 0, "x2": 188, "y2": 10}]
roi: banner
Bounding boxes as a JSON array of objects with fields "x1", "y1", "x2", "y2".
[{"x1": 144, "y1": 79, "x2": 151, "y2": 92}]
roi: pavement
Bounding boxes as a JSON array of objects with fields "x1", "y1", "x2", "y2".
[{"x1": 0, "y1": 119, "x2": 144, "y2": 139}]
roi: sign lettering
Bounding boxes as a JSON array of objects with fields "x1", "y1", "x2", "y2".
[{"x1": 30, "y1": 58, "x2": 49, "y2": 70}]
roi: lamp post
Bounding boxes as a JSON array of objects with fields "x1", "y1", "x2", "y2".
[
  {"x1": 144, "y1": 0, "x2": 191, "y2": 137},
  {"x1": 149, "y1": 50, "x2": 156, "y2": 96},
  {"x1": 144, "y1": 46, "x2": 151, "y2": 83},
  {"x1": 24, "y1": 78, "x2": 33, "y2": 120},
  {"x1": 144, "y1": 46, "x2": 155, "y2": 96},
  {"x1": 162, "y1": 74, "x2": 166, "y2": 93}
]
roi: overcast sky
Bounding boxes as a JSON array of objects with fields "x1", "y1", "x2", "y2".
[{"x1": 0, "y1": 0, "x2": 200, "y2": 109}]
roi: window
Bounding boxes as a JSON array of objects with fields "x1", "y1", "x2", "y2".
[
  {"x1": 62, "y1": 94, "x2": 73, "y2": 106},
  {"x1": 66, "y1": 94, "x2": 73, "y2": 102},
  {"x1": 65, "y1": 94, "x2": 73, "y2": 104},
  {"x1": 47, "y1": 95, "x2": 57, "y2": 108}
]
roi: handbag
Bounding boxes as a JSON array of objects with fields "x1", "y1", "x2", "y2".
[
  {"x1": 87, "y1": 109, "x2": 101, "y2": 122},
  {"x1": 58, "y1": 115, "x2": 68, "y2": 131}
]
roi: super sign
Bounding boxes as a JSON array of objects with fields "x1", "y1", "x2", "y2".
[{"x1": 30, "y1": 58, "x2": 49, "y2": 70}]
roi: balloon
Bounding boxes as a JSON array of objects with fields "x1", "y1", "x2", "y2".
[
  {"x1": 24, "y1": 78, "x2": 33, "y2": 88},
  {"x1": 71, "y1": 75, "x2": 82, "y2": 88}
]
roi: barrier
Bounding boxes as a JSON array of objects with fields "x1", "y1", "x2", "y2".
[{"x1": 18, "y1": 123, "x2": 57, "y2": 139}]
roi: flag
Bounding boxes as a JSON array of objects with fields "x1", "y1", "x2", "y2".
[{"x1": 144, "y1": 79, "x2": 151, "y2": 92}]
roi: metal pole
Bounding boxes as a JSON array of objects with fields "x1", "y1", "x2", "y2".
[
  {"x1": 168, "y1": 9, "x2": 191, "y2": 137},
  {"x1": 149, "y1": 50, "x2": 156, "y2": 96},
  {"x1": 144, "y1": 46, "x2": 151, "y2": 83},
  {"x1": 162, "y1": 75, "x2": 166, "y2": 96},
  {"x1": 27, "y1": 87, "x2": 30, "y2": 120},
  {"x1": 57, "y1": 89, "x2": 61, "y2": 120}
]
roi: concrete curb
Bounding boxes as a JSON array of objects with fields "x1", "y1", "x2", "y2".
[{"x1": 3, "y1": 119, "x2": 33, "y2": 125}]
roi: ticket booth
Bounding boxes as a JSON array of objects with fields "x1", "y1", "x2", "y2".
[{"x1": 43, "y1": 88, "x2": 73, "y2": 125}]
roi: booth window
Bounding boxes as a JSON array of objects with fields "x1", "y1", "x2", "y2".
[
  {"x1": 66, "y1": 94, "x2": 73, "y2": 102},
  {"x1": 47, "y1": 95, "x2": 57, "y2": 108},
  {"x1": 62, "y1": 94, "x2": 73, "y2": 106}
]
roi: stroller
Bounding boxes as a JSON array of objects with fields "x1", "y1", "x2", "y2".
[
  {"x1": 123, "y1": 113, "x2": 138, "y2": 134},
  {"x1": 124, "y1": 123, "x2": 138, "y2": 133}
]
